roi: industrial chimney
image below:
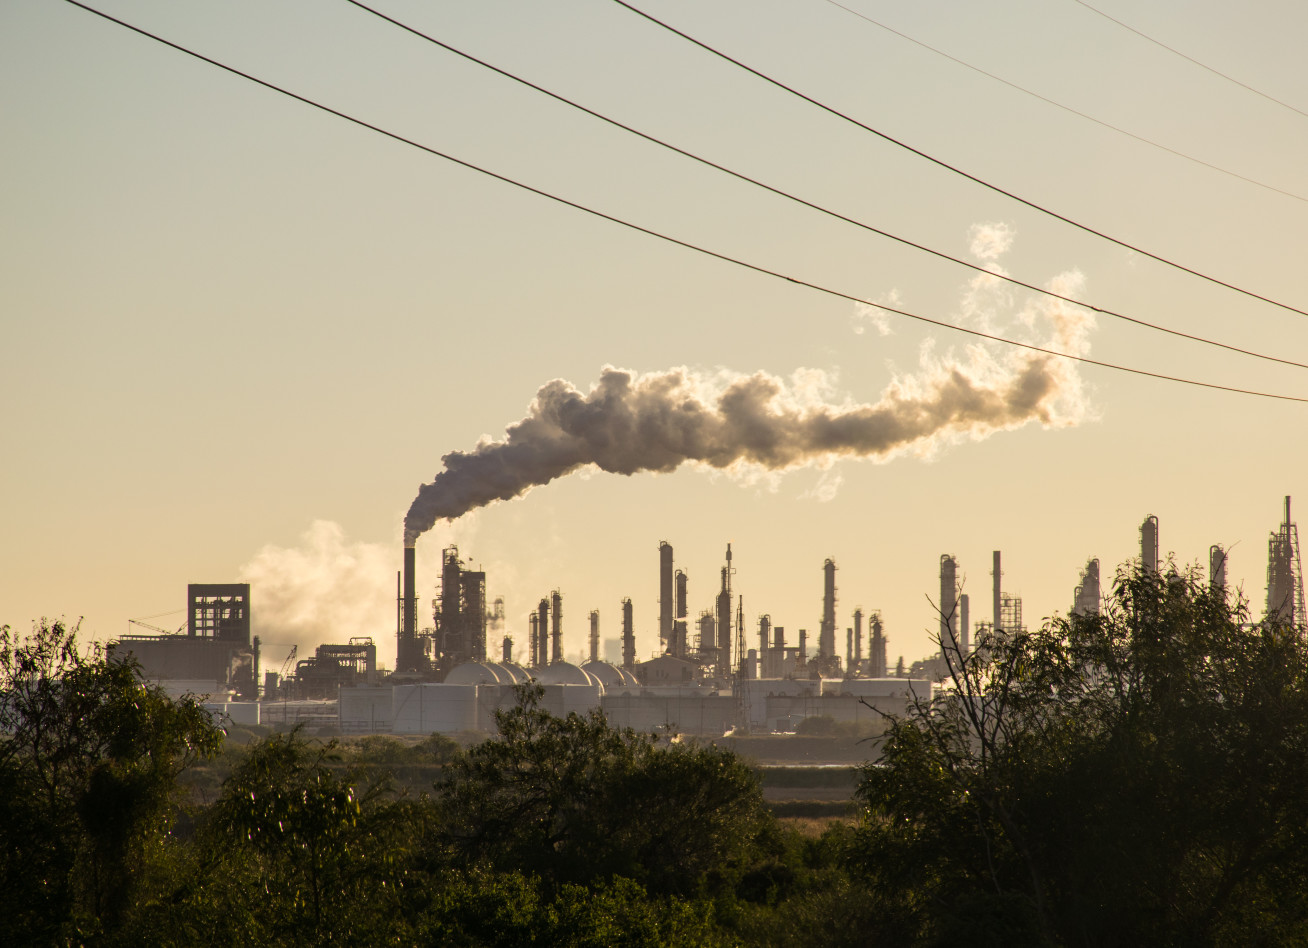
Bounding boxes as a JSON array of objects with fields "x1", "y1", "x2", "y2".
[
  {"x1": 550, "y1": 591, "x2": 563, "y2": 665},
  {"x1": 621, "y1": 597, "x2": 635, "y2": 669},
  {"x1": 673, "y1": 569, "x2": 689, "y2": 659},
  {"x1": 992, "y1": 550, "x2": 1003, "y2": 634},
  {"x1": 715, "y1": 544, "x2": 733, "y2": 678},
  {"x1": 589, "y1": 609, "x2": 600, "y2": 664},
  {"x1": 820, "y1": 559, "x2": 837, "y2": 661},
  {"x1": 940, "y1": 554, "x2": 958, "y2": 656},
  {"x1": 853, "y1": 607, "x2": 863, "y2": 675},
  {"x1": 1210, "y1": 545, "x2": 1227, "y2": 593},
  {"x1": 1140, "y1": 515, "x2": 1160, "y2": 574},
  {"x1": 537, "y1": 599, "x2": 549, "y2": 668},
  {"x1": 395, "y1": 544, "x2": 423, "y2": 674},
  {"x1": 528, "y1": 612, "x2": 538, "y2": 668},
  {"x1": 658, "y1": 541, "x2": 674, "y2": 652}
]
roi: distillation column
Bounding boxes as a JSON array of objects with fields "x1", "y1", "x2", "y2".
[
  {"x1": 715, "y1": 544, "x2": 734, "y2": 678},
  {"x1": 659, "y1": 541, "x2": 674, "y2": 654},
  {"x1": 940, "y1": 554, "x2": 959, "y2": 656},
  {"x1": 550, "y1": 591, "x2": 562, "y2": 665},
  {"x1": 621, "y1": 597, "x2": 635, "y2": 669}
]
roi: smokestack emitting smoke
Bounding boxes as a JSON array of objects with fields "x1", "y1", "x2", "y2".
[{"x1": 403, "y1": 281, "x2": 1090, "y2": 543}]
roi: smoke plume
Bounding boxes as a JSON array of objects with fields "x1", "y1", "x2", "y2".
[
  {"x1": 405, "y1": 287, "x2": 1092, "y2": 545},
  {"x1": 239, "y1": 521, "x2": 396, "y2": 652}
]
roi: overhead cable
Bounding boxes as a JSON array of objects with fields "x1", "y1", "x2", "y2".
[
  {"x1": 346, "y1": 0, "x2": 1308, "y2": 372},
  {"x1": 1073, "y1": 0, "x2": 1308, "y2": 121},
  {"x1": 820, "y1": 0, "x2": 1307, "y2": 203},
  {"x1": 609, "y1": 0, "x2": 1308, "y2": 320},
  {"x1": 60, "y1": 0, "x2": 1308, "y2": 404},
  {"x1": 341, "y1": 0, "x2": 1308, "y2": 372}
]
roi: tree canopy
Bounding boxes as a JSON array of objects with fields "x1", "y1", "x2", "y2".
[
  {"x1": 11, "y1": 566, "x2": 1308, "y2": 946},
  {"x1": 857, "y1": 563, "x2": 1308, "y2": 945},
  {"x1": 0, "y1": 619, "x2": 222, "y2": 944}
]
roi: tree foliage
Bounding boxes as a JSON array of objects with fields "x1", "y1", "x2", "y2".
[
  {"x1": 27, "y1": 569, "x2": 1308, "y2": 947},
  {"x1": 858, "y1": 563, "x2": 1308, "y2": 945},
  {"x1": 435, "y1": 683, "x2": 769, "y2": 898},
  {"x1": 0, "y1": 619, "x2": 222, "y2": 944}
]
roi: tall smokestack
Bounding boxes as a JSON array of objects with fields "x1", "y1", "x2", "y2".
[
  {"x1": 537, "y1": 599, "x2": 549, "y2": 668},
  {"x1": 993, "y1": 550, "x2": 1002, "y2": 634},
  {"x1": 395, "y1": 545, "x2": 422, "y2": 674},
  {"x1": 1210, "y1": 545, "x2": 1227, "y2": 593},
  {"x1": 551, "y1": 591, "x2": 563, "y2": 664},
  {"x1": 820, "y1": 559, "x2": 837, "y2": 661},
  {"x1": 959, "y1": 593, "x2": 970, "y2": 656},
  {"x1": 1141, "y1": 516, "x2": 1159, "y2": 574},
  {"x1": 621, "y1": 598, "x2": 635, "y2": 669},
  {"x1": 673, "y1": 569, "x2": 688, "y2": 659},
  {"x1": 404, "y1": 546, "x2": 416, "y2": 643},
  {"x1": 658, "y1": 541, "x2": 673, "y2": 652},
  {"x1": 589, "y1": 609, "x2": 600, "y2": 664},
  {"x1": 853, "y1": 607, "x2": 863, "y2": 673},
  {"x1": 940, "y1": 554, "x2": 958, "y2": 655},
  {"x1": 528, "y1": 612, "x2": 538, "y2": 668},
  {"x1": 716, "y1": 544, "x2": 733, "y2": 678}
]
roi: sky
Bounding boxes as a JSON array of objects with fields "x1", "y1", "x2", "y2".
[{"x1": 4, "y1": 0, "x2": 1307, "y2": 672}]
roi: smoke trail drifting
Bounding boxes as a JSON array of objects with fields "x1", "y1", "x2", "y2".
[{"x1": 404, "y1": 288, "x2": 1092, "y2": 545}]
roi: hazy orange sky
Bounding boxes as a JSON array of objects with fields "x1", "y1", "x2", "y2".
[{"x1": 4, "y1": 0, "x2": 1307, "y2": 670}]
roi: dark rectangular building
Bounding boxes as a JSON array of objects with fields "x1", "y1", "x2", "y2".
[{"x1": 188, "y1": 583, "x2": 250, "y2": 644}]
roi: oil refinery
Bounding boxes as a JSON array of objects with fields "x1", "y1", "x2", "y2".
[{"x1": 111, "y1": 496, "x2": 1308, "y2": 738}]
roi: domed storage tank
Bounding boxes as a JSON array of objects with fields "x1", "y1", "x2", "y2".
[
  {"x1": 445, "y1": 661, "x2": 509, "y2": 685},
  {"x1": 582, "y1": 660, "x2": 637, "y2": 694}
]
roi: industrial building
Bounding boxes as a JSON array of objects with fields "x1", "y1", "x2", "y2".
[
  {"x1": 112, "y1": 583, "x2": 260, "y2": 700},
  {"x1": 115, "y1": 496, "x2": 1308, "y2": 738},
  {"x1": 1265, "y1": 496, "x2": 1306, "y2": 629}
]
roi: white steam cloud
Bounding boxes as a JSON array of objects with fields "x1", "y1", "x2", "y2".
[
  {"x1": 239, "y1": 521, "x2": 402, "y2": 655},
  {"x1": 239, "y1": 519, "x2": 488, "y2": 662},
  {"x1": 404, "y1": 273, "x2": 1094, "y2": 544}
]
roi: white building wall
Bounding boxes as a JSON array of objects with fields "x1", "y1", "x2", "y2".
[
  {"x1": 339, "y1": 686, "x2": 394, "y2": 734},
  {"x1": 391, "y1": 684, "x2": 480, "y2": 734}
]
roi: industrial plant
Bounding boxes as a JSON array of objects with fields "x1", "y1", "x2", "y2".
[{"x1": 112, "y1": 496, "x2": 1308, "y2": 738}]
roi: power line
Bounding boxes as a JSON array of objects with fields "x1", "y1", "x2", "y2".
[
  {"x1": 819, "y1": 0, "x2": 1307, "y2": 203},
  {"x1": 1073, "y1": 0, "x2": 1308, "y2": 121},
  {"x1": 340, "y1": 0, "x2": 1308, "y2": 372},
  {"x1": 609, "y1": 0, "x2": 1308, "y2": 320},
  {"x1": 59, "y1": 0, "x2": 1308, "y2": 404}
]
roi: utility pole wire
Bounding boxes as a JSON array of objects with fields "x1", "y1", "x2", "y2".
[
  {"x1": 59, "y1": 0, "x2": 1308, "y2": 404},
  {"x1": 609, "y1": 0, "x2": 1308, "y2": 320},
  {"x1": 820, "y1": 0, "x2": 1308, "y2": 203},
  {"x1": 341, "y1": 0, "x2": 1308, "y2": 372},
  {"x1": 1073, "y1": 0, "x2": 1308, "y2": 121}
]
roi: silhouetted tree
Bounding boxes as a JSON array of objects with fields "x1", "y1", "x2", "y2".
[
  {"x1": 435, "y1": 684, "x2": 769, "y2": 898},
  {"x1": 0, "y1": 619, "x2": 222, "y2": 944},
  {"x1": 146, "y1": 729, "x2": 423, "y2": 947},
  {"x1": 857, "y1": 563, "x2": 1308, "y2": 945}
]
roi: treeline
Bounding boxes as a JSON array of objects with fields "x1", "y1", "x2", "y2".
[{"x1": 6, "y1": 561, "x2": 1308, "y2": 946}]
